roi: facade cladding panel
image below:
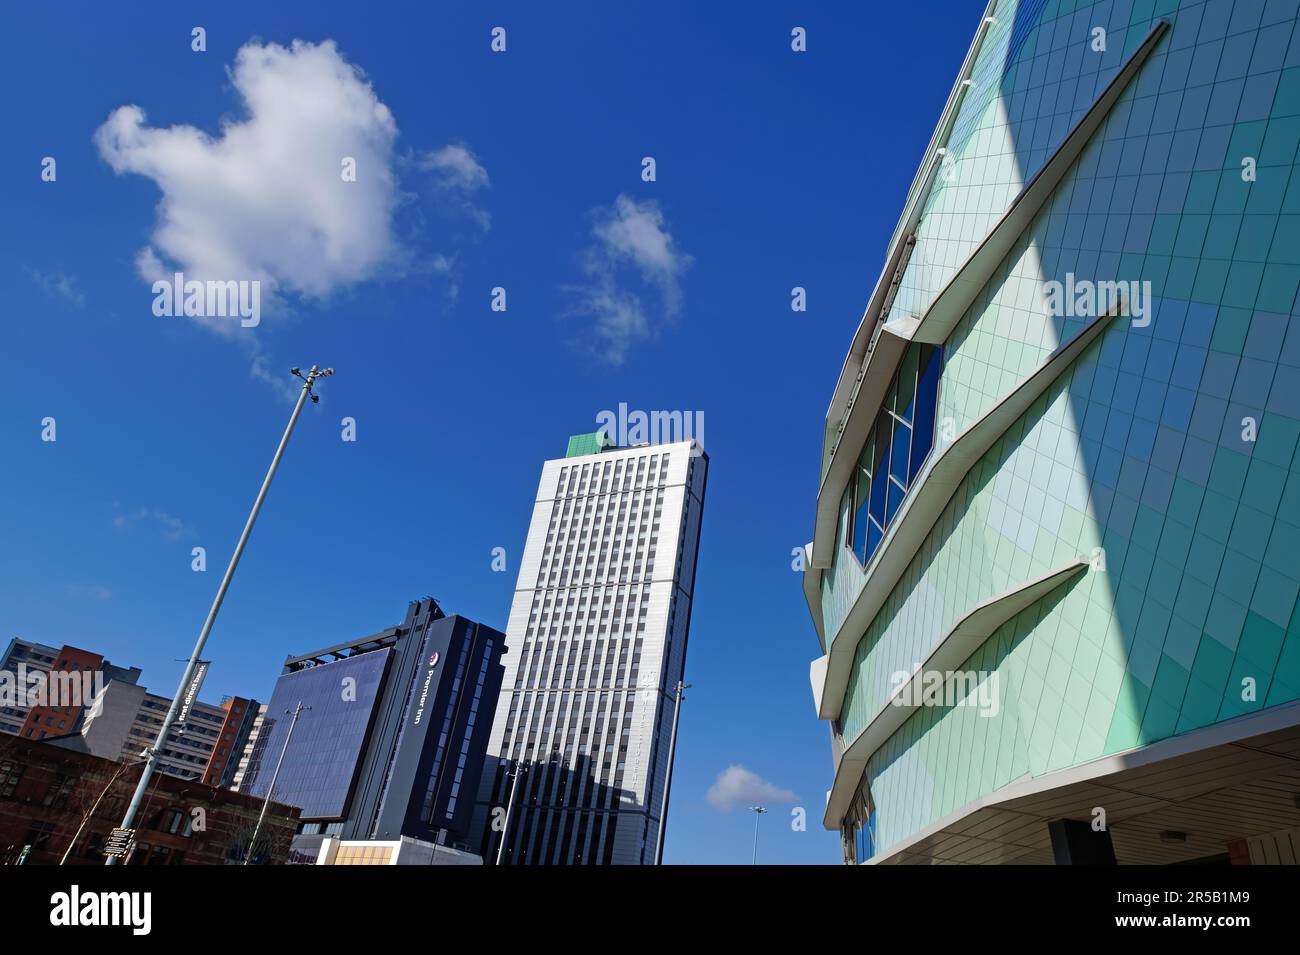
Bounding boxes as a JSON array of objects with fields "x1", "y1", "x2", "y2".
[
  {"x1": 240, "y1": 650, "x2": 390, "y2": 820},
  {"x1": 809, "y1": 0, "x2": 1300, "y2": 863},
  {"x1": 238, "y1": 600, "x2": 505, "y2": 856},
  {"x1": 358, "y1": 616, "x2": 504, "y2": 843},
  {"x1": 473, "y1": 438, "x2": 708, "y2": 864}
]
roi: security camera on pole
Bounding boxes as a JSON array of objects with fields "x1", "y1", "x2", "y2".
[
  {"x1": 106, "y1": 366, "x2": 334, "y2": 864},
  {"x1": 748, "y1": 805, "x2": 768, "y2": 865}
]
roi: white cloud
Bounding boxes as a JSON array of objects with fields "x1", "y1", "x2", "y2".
[
  {"x1": 594, "y1": 195, "x2": 687, "y2": 288},
  {"x1": 426, "y1": 252, "x2": 462, "y2": 302},
  {"x1": 94, "y1": 38, "x2": 402, "y2": 310},
  {"x1": 113, "y1": 507, "x2": 193, "y2": 542},
  {"x1": 66, "y1": 584, "x2": 112, "y2": 602},
  {"x1": 419, "y1": 143, "x2": 491, "y2": 230},
  {"x1": 705, "y1": 765, "x2": 798, "y2": 813},
  {"x1": 421, "y1": 143, "x2": 489, "y2": 192},
  {"x1": 25, "y1": 267, "x2": 85, "y2": 308},
  {"x1": 568, "y1": 194, "x2": 690, "y2": 365},
  {"x1": 95, "y1": 40, "x2": 487, "y2": 396}
]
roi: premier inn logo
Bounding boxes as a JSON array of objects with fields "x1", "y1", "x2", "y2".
[{"x1": 49, "y1": 886, "x2": 152, "y2": 936}]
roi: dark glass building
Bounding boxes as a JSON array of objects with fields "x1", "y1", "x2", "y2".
[{"x1": 239, "y1": 598, "x2": 504, "y2": 857}]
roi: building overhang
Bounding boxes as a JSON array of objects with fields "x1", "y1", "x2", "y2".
[
  {"x1": 283, "y1": 627, "x2": 401, "y2": 671},
  {"x1": 809, "y1": 654, "x2": 829, "y2": 717},
  {"x1": 822, "y1": 559, "x2": 1088, "y2": 830},
  {"x1": 803, "y1": 548, "x2": 827, "y2": 651},
  {"x1": 864, "y1": 700, "x2": 1300, "y2": 864},
  {"x1": 811, "y1": 317, "x2": 918, "y2": 571},
  {"x1": 814, "y1": 304, "x2": 1119, "y2": 723},
  {"x1": 912, "y1": 18, "x2": 1170, "y2": 346},
  {"x1": 807, "y1": 18, "x2": 1169, "y2": 573},
  {"x1": 815, "y1": 1, "x2": 1002, "y2": 491}
]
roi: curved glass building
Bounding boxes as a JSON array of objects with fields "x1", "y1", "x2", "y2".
[{"x1": 805, "y1": 0, "x2": 1300, "y2": 864}]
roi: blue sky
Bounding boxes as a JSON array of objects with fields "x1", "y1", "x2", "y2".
[{"x1": 0, "y1": 1, "x2": 978, "y2": 863}]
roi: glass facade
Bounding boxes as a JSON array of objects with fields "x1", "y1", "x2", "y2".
[
  {"x1": 241, "y1": 650, "x2": 389, "y2": 819},
  {"x1": 847, "y1": 343, "x2": 943, "y2": 566},
  {"x1": 843, "y1": 781, "x2": 877, "y2": 865}
]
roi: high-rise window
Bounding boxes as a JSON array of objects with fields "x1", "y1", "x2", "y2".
[
  {"x1": 848, "y1": 343, "x2": 942, "y2": 567},
  {"x1": 843, "y1": 781, "x2": 877, "y2": 865}
]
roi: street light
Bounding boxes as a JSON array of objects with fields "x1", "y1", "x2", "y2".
[
  {"x1": 749, "y1": 806, "x2": 768, "y2": 865},
  {"x1": 492, "y1": 680, "x2": 684, "y2": 865},
  {"x1": 653, "y1": 680, "x2": 689, "y2": 865},
  {"x1": 244, "y1": 701, "x2": 310, "y2": 865},
  {"x1": 108, "y1": 366, "x2": 333, "y2": 864},
  {"x1": 495, "y1": 761, "x2": 528, "y2": 866}
]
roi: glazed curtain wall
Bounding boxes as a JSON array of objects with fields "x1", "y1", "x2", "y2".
[{"x1": 848, "y1": 344, "x2": 944, "y2": 567}]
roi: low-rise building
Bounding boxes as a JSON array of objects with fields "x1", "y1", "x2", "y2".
[
  {"x1": 0, "y1": 638, "x2": 141, "y2": 738},
  {"x1": 0, "y1": 735, "x2": 299, "y2": 865}
]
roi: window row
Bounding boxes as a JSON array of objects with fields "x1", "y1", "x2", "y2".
[{"x1": 845, "y1": 343, "x2": 942, "y2": 567}]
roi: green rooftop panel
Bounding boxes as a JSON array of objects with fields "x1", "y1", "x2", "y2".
[{"x1": 565, "y1": 432, "x2": 613, "y2": 458}]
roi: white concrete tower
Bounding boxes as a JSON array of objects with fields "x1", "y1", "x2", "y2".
[{"x1": 473, "y1": 434, "x2": 707, "y2": 864}]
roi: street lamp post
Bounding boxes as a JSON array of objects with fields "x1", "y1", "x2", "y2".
[
  {"x1": 244, "y1": 701, "x2": 310, "y2": 865},
  {"x1": 107, "y1": 366, "x2": 333, "y2": 864},
  {"x1": 495, "y1": 761, "x2": 527, "y2": 866},
  {"x1": 749, "y1": 805, "x2": 768, "y2": 865},
  {"x1": 653, "y1": 680, "x2": 689, "y2": 865},
  {"x1": 492, "y1": 681, "x2": 677, "y2": 865}
]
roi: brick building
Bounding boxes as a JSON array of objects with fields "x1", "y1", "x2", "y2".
[{"x1": 0, "y1": 735, "x2": 299, "y2": 865}]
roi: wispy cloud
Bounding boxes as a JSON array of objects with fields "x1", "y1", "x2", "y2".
[
  {"x1": 427, "y1": 252, "x2": 460, "y2": 302},
  {"x1": 566, "y1": 194, "x2": 691, "y2": 365},
  {"x1": 66, "y1": 583, "x2": 112, "y2": 602},
  {"x1": 26, "y1": 267, "x2": 85, "y2": 308},
  {"x1": 705, "y1": 765, "x2": 798, "y2": 812},
  {"x1": 112, "y1": 507, "x2": 194, "y2": 542},
  {"x1": 418, "y1": 143, "x2": 491, "y2": 231},
  {"x1": 249, "y1": 353, "x2": 303, "y2": 403},
  {"x1": 420, "y1": 143, "x2": 489, "y2": 192}
]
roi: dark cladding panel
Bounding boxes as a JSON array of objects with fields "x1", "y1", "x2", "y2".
[
  {"x1": 369, "y1": 617, "x2": 505, "y2": 844},
  {"x1": 241, "y1": 649, "x2": 390, "y2": 819},
  {"x1": 364, "y1": 617, "x2": 458, "y2": 839}
]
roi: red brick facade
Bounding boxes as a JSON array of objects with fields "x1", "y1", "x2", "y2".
[
  {"x1": 17, "y1": 645, "x2": 104, "y2": 741},
  {"x1": 201, "y1": 696, "x2": 255, "y2": 787},
  {"x1": 0, "y1": 735, "x2": 299, "y2": 865}
]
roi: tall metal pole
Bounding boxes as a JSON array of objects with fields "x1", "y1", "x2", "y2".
[
  {"x1": 749, "y1": 805, "x2": 767, "y2": 865},
  {"x1": 108, "y1": 365, "x2": 332, "y2": 864},
  {"x1": 244, "y1": 701, "x2": 309, "y2": 865},
  {"x1": 495, "y1": 761, "x2": 525, "y2": 866},
  {"x1": 653, "y1": 680, "x2": 689, "y2": 865}
]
